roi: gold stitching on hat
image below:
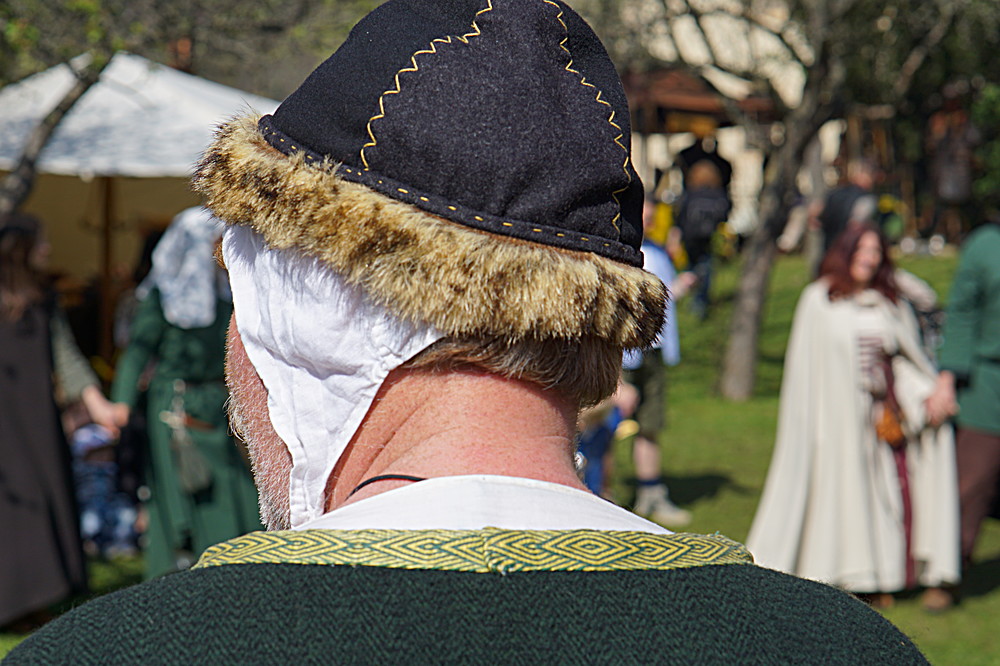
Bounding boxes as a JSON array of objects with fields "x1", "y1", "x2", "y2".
[
  {"x1": 360, "y1": 0, "x2": 495, "y2": 170},
  {"x1": 398, "y1": 188, "x2": 409, "y2": 194},
  {"x1": 542, "y1": 0, "x2": 629, "y2": 234},
  {"x1": 502, "y1": 222, "x2": 513, "y2": 227},
  {"x1": 420, "y1": 196, "x2": 429, "y2": 202},
  {"x1": 192, "y1": 115, "x2": 667, "y2": 349},
  {"x1": 474, "y1": 216, "x2": 484, "y2": 221},
  {"x1": 448, "y1": 206, "x2": 458, "y2": 211}
]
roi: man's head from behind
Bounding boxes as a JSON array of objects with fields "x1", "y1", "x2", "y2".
[{"x1": 198, "y1": 0, "x2": 666, "y2": 528}]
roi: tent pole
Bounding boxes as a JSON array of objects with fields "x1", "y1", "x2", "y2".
[{"x1": 99, "y1": 176, "x2": 114, "y2": 364}]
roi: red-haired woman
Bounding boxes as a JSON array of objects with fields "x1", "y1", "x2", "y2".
[{"x1": 747, "y1": 224, "x2": 960, "y2": 611}]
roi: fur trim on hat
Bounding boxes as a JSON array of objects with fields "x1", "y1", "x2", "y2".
[{"x1": 194, "y1": 115, "x2": 665, "y2": 348}]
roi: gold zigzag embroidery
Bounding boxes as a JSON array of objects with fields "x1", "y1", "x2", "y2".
[
  {"x1": 360, "y1": 0, "x2": 495, "y2": 170},
  {"x1": 541, "y1": 0, "x2": 631, "y2": 233},
  {"x1": 194, "y1": 529, "x2": 753, "y2": 573}
]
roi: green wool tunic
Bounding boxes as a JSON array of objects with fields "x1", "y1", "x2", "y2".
[
  {"x1": 111, "y1": 289, "x2": 261, "y2": 578},
  {"x1": 5, "y1": 529, "x2": 928, "y2": 664},
  {"x1": 937, "y1": 223, "x2": 1000, "y2": 435}
]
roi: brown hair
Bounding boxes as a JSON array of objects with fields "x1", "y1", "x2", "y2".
[
  {"x1": 402, "y1": 334, "x2": 623, "y2": 409},
  {"x1": 0, "y1": 214, "x2": 45, "y2": 321},
  {"x1": 819, "y1": 223, "x2": 897, "y2": 303}
]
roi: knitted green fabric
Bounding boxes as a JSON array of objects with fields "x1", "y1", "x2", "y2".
[{"x1": 6, "y1": 531, "x2": 927, "y2": 664}]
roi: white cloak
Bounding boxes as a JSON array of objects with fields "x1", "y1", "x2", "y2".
[{"x1": 746, "y1": 281, "x2": 960, "y2": 592}]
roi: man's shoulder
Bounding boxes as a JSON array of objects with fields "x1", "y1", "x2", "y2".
[{"x1": 6, "y1": 554, "x2": 926, "y2": 665}]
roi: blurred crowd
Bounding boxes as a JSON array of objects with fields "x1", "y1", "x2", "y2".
[
  {"x1": 1, "y1": 127, "x2": 996, "y2": 633},
  {"x1": 577, "y1": 135, "x2": 998, "y2": 615}
]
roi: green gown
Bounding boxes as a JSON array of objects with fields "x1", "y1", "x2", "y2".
[{"x1": 111, "y1": 288, "x2": 261, "y2": 579}]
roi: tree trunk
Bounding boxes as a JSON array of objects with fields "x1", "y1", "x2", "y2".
[
  {"x1": 718, "y1": 118, "x2": 827, "y2": 400},
  {"x1": 718, "y1": 52, "x2": 840, "y2": 401},
  {"x1": 0, "y1": 58, "x2": 105, "y2": 219},
  {"x1": 719, "y1": 190, "x2": 782, "y2": 400}
]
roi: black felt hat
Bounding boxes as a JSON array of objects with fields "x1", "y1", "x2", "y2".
[{"x1": 195, "y1": 0, "x2": 665, "y2": 348}]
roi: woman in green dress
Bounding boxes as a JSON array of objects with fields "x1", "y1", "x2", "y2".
[{"x1": 112, "y1": 207, "x2": 261, "y2": 579}]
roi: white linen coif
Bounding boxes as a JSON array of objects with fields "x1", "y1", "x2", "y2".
[{"x1": 223, "y1": 226, "x2": 444, "y2": 527}]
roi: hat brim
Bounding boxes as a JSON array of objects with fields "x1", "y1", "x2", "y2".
[{"x1": 194, "y1": 115, "x2": 666, "y2": 348}]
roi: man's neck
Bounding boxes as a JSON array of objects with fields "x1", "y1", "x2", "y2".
[{"x1": 326, "y1": 368, "x2": 584, "y2": 510}]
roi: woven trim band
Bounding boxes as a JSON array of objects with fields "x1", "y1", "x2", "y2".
[{"x1": 194, "y1": 528, "x2": 753, "y2": 573}]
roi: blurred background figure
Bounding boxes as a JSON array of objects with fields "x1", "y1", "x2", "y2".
[
  {"x1": 673, "y1": 161, "x2": 730, "y2": 321},
  {"x1": 747, "y1": 224, "x2": 960, "y2": 611},
  {"x1": 621, "y1": 198, "x2": 696, "y2": 527},
  {"x1": 925, "y1": 88, "x2": 981, "y2": 242},
  {"x1": 674, "y1": 116, "x2": 733, "y2": 194},
  {"x1": 576, "y1": 380, "x2": 636, "y2": 498},
  {"x1": 111, "y1": 206, "x2": 261, "y2": 580},
  {"x1": 0, "y1": 213, "x2": 126, "y2": 631},
  {"x1": 927, "y1": 212, "x2": 1000, "y2": 596},
  {"x1": 811, "y1": 158, "x2": 879, "y2": 276},
  {"x1": 71, "y1": 424, "x2": 138, "y2": 558}
]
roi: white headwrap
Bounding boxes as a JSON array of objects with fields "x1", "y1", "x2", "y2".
[
  {"x1": 141, "y1": 206, "x2": 230, "y2": 328},
  {"x1": 223, "y1": 226, "x2": 444, "y2": 527}
]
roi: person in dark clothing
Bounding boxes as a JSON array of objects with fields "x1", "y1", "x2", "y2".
[
  {"x1": 675, "y1": 115, "x2": 733, "y2": 193},
  {"x1": 674, "y1": 160, "x2": 731, "y2": 319},
  {"x1": 816, "y1": 158, "x2": 879, "y2": 264},
  {"x1": 0, "y1": 214, "x2": 126, "y2": 630}
]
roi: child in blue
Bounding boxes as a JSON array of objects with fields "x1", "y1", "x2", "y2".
[{"x1": 71, "y1": 424, "x2": 138, "y2": 557}]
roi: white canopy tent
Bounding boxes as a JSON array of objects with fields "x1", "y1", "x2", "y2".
[
  {"x1": 0, "y1": 52, "x2": 278, "y2": 356},
  {"x1": 0, "y1": 52, "x2": 278, "y2": 177}
]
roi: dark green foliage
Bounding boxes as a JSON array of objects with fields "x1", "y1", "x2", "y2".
[{"x1": 971, "y1": 84, "x2": 1000, "y2": 212}]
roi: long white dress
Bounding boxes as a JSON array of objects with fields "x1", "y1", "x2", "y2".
[{"x1": 747, "y1": 281, "x2": 960, "y2": 592}]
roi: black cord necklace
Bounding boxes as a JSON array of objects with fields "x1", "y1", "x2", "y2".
[{"x1": 347, "y1": 474, "x2": 427, "y2": 498}]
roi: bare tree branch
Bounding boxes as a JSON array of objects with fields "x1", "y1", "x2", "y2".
[
  {"x1": 696, "y1": 8, "x2": 811, "y2": 68},
  {"x1": 891, "y1": 1, "x2": 958, "y2": 101},
  {"x1": 685, "y1": 4, "x2": 726, "y2": 68},
  {"x1": 0, "y1": 56, "x2": 107, "y2": 218},
  {"x1": 829, "y1": 0, "x2": 863, "y2": 22}
]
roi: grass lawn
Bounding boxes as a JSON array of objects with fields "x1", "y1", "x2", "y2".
[{"x1": 2, "y1": 248, "x2": 997, "y2": 663}]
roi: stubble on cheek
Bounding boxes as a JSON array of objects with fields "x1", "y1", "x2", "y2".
[{"x1": 225, "y1": 321, "x2": 293, "y2": 530}]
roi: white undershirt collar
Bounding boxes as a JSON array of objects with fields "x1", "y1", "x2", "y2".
[{"x1": 294, "y1": 475, "x2": 670, "y2": 534}]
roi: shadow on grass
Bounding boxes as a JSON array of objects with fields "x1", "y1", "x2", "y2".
[
  {"x1": 666, "y1": 472, "x2": 755, "y2": 506},
  {"x1": 614, "y1": 472, "x2": 752, "y2": 508},
  {"x1": 962, "y1": 556, "x2": 1000, "y2": 601}
]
